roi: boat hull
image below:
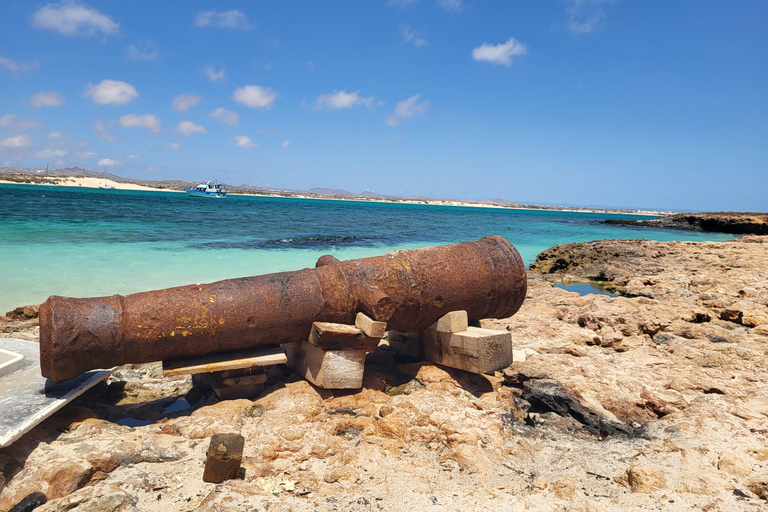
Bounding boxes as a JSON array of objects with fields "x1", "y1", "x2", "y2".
[{"x1": 186, "y1": 190, "x2": 226, "y2": 198}]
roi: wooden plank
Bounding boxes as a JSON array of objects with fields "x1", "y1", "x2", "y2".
[
  {"x1": 308, "y1": 321, "x2": 380, "y2": 351},
  {"x1": 162, "y1": 345, "x2": 287, "y2": 377},
  {"x1": 284, "y1": 340, "x2": 366, "y2": 389},
  {"x1": 355, "y1": 312, "x2": 387, "y2": 339},
  {"x1": 431, "y1": 310, "x2": 469, "y2": 333}
]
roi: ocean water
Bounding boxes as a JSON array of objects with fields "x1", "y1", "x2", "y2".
[{"x1": 0, "y1": 183, "x2": 734, "y2": 313}]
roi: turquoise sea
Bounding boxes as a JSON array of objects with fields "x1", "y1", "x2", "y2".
[{"x1": 0, "y1": 184, "x2": 734, "y2": 313}]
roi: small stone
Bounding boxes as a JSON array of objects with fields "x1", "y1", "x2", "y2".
[
  {"x1": 531, "y1": 477, "x2": 548, "y2": 490},
  {"x1": 747, "y1": 478, "x2": 768, "y2": 500},
  {"x1": 718, "y1": 454, "x2": 751, "y2": 477},
  {"x1": 552, "y1": 478, "x2": 578, "y2": 499},
  {"x1": 265, "y1": 502, "x2": 294, "y2": 512},
  {"x1": 622, "y1": 466, "x2": 666, "y2": 493}
]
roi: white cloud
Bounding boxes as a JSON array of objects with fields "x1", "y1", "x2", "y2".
[
  {"x1": 84, "y1": 79, "x2": 138, "y2": 105},
  {"x1": 282, "y1": 140, "x2": 291, "y2": 148},
  {"x1": 210, "y1": 107, "x2": 239, "y2": 126},
  {"x1": 168, "y1": 143, "x2": 180, "y2": 150},
  {"x1": 234, "y1": 135, "x2": 257, "y2": 148},
  {"x1": 1, "y1": 135, "x2": 33, "y2": 147},
  {"x1": 49, "y1": 131, "x2": 62, "y2": 138},
  {"x1": 233, "y1": 85, "x2": 277, "y2": 109},
  {"x1": 32, "y1": 0, "x2": 119, "y2": 36},
  {"x1": 437, "y1": 0, "x2": 463, "y2": 11},
  {"x1": 77, "y1": 151, "x2": 97, "y2": 158},
  {"x1": 118, "y1": 114, "x2": 161, "y2": 133},
  {"x1": 30, "y1": 91, "x2": 65, "y2": 107},
  {"x1": 203, "y1": 65, "x2": 226, "y2": 82},
  {"x1": 386, "y1": 94, "x2": 431, "y2": 126},
  {"x1": 94, "y1": 120, "x2": 116, "y2": 140},
  {"x1": 314, "y1": 90, "x2": 374, "y2": 110},
  {"x1": 127, "y1": 154, "x2": 140, "y2": 158},
  {"x1": 0, "y1": 114, "x2": 16, "y2": 128},
  {"x1": 36, "y1": 148, "x2": 68, "y2": 158},
  {"x1": 98, "y1": 158, "x2": 116, "y2": 166},
  {"x1": 175, "y1": 120, "x2": 206, "y2": 136},
  {"x1": 19, "y1": 118, "x2": 45, "y2": 130},
  {"x1": 472, "y1": 37, "x2": 528, "y2": 67},
  {"x1": 194, "y1": 10, "x2": 252, "y2": 30},
  {"x1": 400, "y1": 25, "x2": 426, "y2": 47},
  {"x1": 0, "y1": 55, "x2": 40, "y2": 75},
  {"x1": 172, "y1": 94, "x2": 202, "y2": 112},
  {"x1": 127, "y1": 40, "x2": 159, "y2": 61},
  {"x1": 564, "y1": 0, "x2": 614, "y2": 34}
]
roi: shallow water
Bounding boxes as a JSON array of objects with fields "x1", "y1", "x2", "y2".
[
  {"x1": 0, "y1": 184, "x2": 733, "y2": 312},
  {"x1": 553, "y1": 283, "x2": 619, "y2": 297}
]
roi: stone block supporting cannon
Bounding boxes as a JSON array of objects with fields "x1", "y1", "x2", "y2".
[{"x1": 39, "y1": 236, "x2": 527, "y2": 385}]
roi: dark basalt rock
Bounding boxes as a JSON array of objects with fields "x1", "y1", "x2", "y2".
[
  {"x1": 602, "y1": 212, "x2": 768, "y2": 235},
  {"x1": 520, "y1": 379, "x2": 645, "y2": 439}
]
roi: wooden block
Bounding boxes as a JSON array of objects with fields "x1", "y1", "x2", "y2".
[
  {"x1": 308, "y1": 321, "x2": 380, "y2": 351},
  {"x1": 210, "y1": 368, "x2": 267, "y2": 400},
  {"x1": 284, "y1": 340, "x2": 365, "y2": 389},
  {"x1": 423, "y1": 326, "x2": 513, "y2": 375},
  {"x1": 385, "y1": 330, "x2": 424, "y2": 359},
  {"x1": 355, "y1": 312, "x2": 387, "y2": 339},
  {"x1": 162, "y1": 345, "x2": 287, "y2": 377},
  {"x1": 431, "y1": 310, "x2": 469, "y2": 333},
  {"x1": 203, "y1": 433, "x2": 244, "y2": 483},
  {"x1": 444, "y1": 327, "x2": 513, "y2": 374}
]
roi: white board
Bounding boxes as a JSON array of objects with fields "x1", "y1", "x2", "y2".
[{"x1": 0, "y1": 338, "x2": 113, "y2": 448}]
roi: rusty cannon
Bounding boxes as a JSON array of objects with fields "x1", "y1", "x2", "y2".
[{"x1": 39, "y1": 236, "x2": 527, "y2": 383}]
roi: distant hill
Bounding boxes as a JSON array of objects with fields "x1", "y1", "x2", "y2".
[{"x1": 308, "y1": 187, "x2": 357, "y2": 196}]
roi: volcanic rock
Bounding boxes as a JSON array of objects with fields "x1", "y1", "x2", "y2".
[{"x1": 602, "y1": 211, "x2": 768, "y2": 234}]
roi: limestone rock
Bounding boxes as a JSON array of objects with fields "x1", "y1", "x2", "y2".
[
  {"x1": 617, "y1": 466, "x2": 667, "y2": 493},
  {"x1": 747, "y1": 477, "x2": 768, "y2": 500},
  {"x1": 717, "y1": 453, "x2": 751, "y2": 477}
]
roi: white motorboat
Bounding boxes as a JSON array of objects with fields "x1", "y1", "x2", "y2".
[{"x1": 187, "y1": 179, "x2": 227, "y2": 198}]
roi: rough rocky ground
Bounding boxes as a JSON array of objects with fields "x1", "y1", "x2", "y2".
[{"x1": 2, "y1": 236, "x2": 768, "y2": 511}]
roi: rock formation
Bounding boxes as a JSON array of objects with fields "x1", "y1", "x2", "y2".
[
  {"x1": 602, "y1": 211, "x2": 768, "y2": 234},
  {"x1": 1, "y1": 236, "x2": 768, "y2": 511}
]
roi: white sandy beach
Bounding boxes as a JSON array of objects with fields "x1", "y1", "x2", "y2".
[{"x1": 0, "y1": 176, "x2": 180, "y2": 193}]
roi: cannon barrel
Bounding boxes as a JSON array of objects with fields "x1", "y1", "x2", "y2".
[{"x1": 39, "y1": 236, "x2": 527, "y2": 383}]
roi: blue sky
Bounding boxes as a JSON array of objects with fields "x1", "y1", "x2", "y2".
[{"x1": 0, "y1": 1, "x2": 765, "y2": 211}]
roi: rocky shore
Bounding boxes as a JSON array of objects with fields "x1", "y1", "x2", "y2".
[
  {"x1": 603, "y1": 211, "x2": 768, "y2": 235},
  {"x1": 2, "y1": 236, "x2": 768, "y2": 511}
]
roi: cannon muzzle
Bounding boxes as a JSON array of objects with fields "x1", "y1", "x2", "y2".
[{"x1": 40, "y1": 236, "x2": 527, "y2": 383}]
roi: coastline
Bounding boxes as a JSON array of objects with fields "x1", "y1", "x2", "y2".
[
  {"x1": 0, "y1": 176, "x2": 667, "y2": 217},
  {"x1": 0, "y1": 177, "x2": 182, "y2": 193}
]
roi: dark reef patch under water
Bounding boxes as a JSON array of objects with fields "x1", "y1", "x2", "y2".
[{"x1": 191, "y1": 234, "x2": 377, "y2": 250}]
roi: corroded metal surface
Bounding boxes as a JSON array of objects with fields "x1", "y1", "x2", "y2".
[{"x1": 39, "y1": 236, "x2": 527, "y2": 382}]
